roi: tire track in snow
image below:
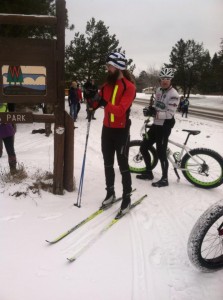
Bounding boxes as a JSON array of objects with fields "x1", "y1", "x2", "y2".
[{"x1": 129, "y1": 210, "x2": 151, "y2": 300}]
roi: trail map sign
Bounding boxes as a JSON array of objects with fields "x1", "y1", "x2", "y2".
[
  {"x1": 0, "y1": 37, "x2": 56, "y2": 104},
  {"x1": 2, "y1": 65, "x2": 46, "y2": 96}
]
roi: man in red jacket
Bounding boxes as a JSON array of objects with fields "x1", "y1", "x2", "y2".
[{"x1": 90, "y1": 52, "x2": 136, "y2": 218}]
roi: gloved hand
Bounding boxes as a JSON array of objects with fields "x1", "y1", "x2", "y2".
[
  {"x1": 87, "y1": 93, "x2": 100, "y2": 109},
  {"x1": 143, "y1": 107, "x2": 150, "y2": 116},
  {"x1": 143, "y1": 106, "x2": 156, "y2": 117},
  {"x1": 98, "y1": 98, "x2": 107, "y2": 107},
  {"x1": 88, "y1": 94, "x2": 107, "y2": 110}
]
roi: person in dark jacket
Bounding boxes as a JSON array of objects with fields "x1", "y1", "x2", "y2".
[
  {"x1": 0, "y1": 102, "x2": 17, "y2": 174},
  {"x1": 88, "y1": 52, "x2": 136, "y2": 218},
  {"x1": 83, "y1": 79, "x2": 98, "y2": 120},
  {"x1": 68, "y1": 81, "x2": 79, "y2": 122},
  {"x1": 182, "y1": 98, "x2": 190, "y2": 118}
]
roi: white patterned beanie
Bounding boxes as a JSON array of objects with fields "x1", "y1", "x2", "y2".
[{"x1": 106, "y1": 52, "x2": 127, "y2": 70}]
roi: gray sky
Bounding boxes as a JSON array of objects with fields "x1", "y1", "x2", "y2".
[{"x1": 65, "y1": 0, "x2": 223, "y2": 75}]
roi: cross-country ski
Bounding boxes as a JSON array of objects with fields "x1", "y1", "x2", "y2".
[
  {"x1": 67, "y1": 194, "x2": 147, "y2": 262},
  {"x1": 46, "y1": 189, "x2": 136, "y2": 244}
]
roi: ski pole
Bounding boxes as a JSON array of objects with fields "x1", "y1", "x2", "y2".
[{"x1": 74, "y1": 110, "x2": 93, "y2": 207}]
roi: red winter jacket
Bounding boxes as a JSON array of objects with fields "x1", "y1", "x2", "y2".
[
  {"x1": 99, "y1": 77, "x2": 136, "y2": 128},
  {"x1": 77, "y1": 88, "x2": 83, "y2": 102}
]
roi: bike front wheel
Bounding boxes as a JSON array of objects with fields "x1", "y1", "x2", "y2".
[
  {"x1": 128, "y1": 140, "x2": 158, "y2": 173},
  {"x1": 181, "y1": 148, "x2": 223, "y2": 189},
  {"x1": 187, "y1": 199, "x2": 223, "y2": 272}
]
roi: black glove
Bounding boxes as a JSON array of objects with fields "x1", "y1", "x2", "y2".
[
  {"x1": 88, "y1": 95, "x2": 107, "y2": 110},
  {"x1": 143, "y1": 106, "x2": 156, "y2": 117},
  {"x1": 98, "y1": 98, "x2": 107, "y2": 107},
  {"x1": 143, "y1": 107, "x2": 150, "y2": 116}
]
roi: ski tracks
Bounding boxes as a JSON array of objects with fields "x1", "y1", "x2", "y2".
[
  {"x1": 128, "y1": 188, "x2": 220, "y2": 300},
  {"x1": 129, "y1": 198, "x2": 170, "y2": 300}
]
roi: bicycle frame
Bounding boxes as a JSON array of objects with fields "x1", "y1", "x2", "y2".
[
  {"x1": 167, "y1": 139, "x2": 201, "y2": 170},
  {"x1": 141, "y1": 121, "x2": 203, "y2": 172}
]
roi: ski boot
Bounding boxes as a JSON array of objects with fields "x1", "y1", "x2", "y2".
[
  {"x1": 136, "y1": 171, "x2": 154, "y2": 180},
  {"x1": 115, "y1": 193, "x2": 131, "y2": 219},
  {"x1": 152, "y1": 177, "x2": 169, "y2": 188},
  {"x1": 101, "y1": 187, "x2": 116, "y2": 209}
]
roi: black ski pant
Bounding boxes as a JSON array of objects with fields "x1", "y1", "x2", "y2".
[
  {"x1": 101, "y1": 125, "x2": 132, "y2": 196},
  {"x1": 2, "y1": 135, "x2": 17, "y2": 166},
  {"x1": 140, "y1": 123, "x2": 173, "y2": 179}
]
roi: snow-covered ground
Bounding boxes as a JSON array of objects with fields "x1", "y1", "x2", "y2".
[{"x1": 0, "y1": 97, "x2": 223, "y2": 300}]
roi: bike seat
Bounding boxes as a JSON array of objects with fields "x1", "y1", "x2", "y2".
[{"x1": 182, "y1": 129, "x2": 201, "y2": 135}]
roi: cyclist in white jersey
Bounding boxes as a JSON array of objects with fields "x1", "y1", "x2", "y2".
[{"x1": 136, "y1": 68, "x2": 180, "y2": 187}]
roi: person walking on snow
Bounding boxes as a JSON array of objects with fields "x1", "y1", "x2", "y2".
[
  {"x1": 136, "y1": 67, "x2": 179, "y2": 187},
  {"x1": 89, "y1": 52, "x2": 136, "y2": 218}
]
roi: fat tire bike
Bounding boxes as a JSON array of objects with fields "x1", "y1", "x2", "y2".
[
  {"x1": 187, "y1": 198, "x2": 223, "y2": 271},
  {"x1": 128, "y1": 119, "x2": 223, "y2": 189}
]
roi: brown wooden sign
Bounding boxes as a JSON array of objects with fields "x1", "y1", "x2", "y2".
[
  {"x1": 0, "y1": 38, "x2": 57, "y2": 104},
  {"x1": 0, "y1": 1, "x2": 72, "y2": 195},
  {"x1": 0, "y1": 112, "x2": 33, "y2": 123}
]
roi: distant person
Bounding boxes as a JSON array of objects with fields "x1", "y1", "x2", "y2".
[
  {"x1": 68, "y1": 81, "x2": 79, "y2": 122},
  {"x1": 83, "y1": 79, "x2": 98, "y2": 120},
  {"x1": 178, "y1": 96, "x2": 184, "y2": 112},
  {"x1": 136, "y1": 67, "x2": 180, "y2": 187},
  {"x1": 0, "y1": 102, "x2": 17, "y2": 174},
  {"x1": 182, "y1": 97, "x2": 190, "y2": 118},
  {"x1": 76, "y1": 83, "x2": 83, "y2": 118}
]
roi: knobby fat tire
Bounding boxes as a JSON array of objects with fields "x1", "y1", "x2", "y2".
[
  {"x1": 181, "y1": 148, "x2": 223, "y2": 189},
  {"x1": 187, "y1": 199, "x2": 223, "y2": 272}
]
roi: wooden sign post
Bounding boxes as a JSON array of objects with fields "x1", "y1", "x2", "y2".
[{"x1": 0, "y1": 0, "x2": 74, "y2": 195}]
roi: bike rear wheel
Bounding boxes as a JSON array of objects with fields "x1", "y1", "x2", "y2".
[
  {"x1": 181, "y1": 148, "x2": 223, "y2": 189},
  {"x1": 187, "y1": 199, "x2": 223, "y2": 272},
  {"x1": 128, "y1": 140, "x2": 158, "y2": 173}
]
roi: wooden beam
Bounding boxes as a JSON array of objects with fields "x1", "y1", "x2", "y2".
[
  {"x1": 53, "y1": 0, "x2": 66, "y2": 195},
  {"x1": 63, "y1": 112, "x2": 75, "y2": 192},
  {"x1": 0, "y1": 14, "x2": 57, "y2": 26},
  {"x1": 33, "y1": 114, "x2": 55, "y2": 123}
]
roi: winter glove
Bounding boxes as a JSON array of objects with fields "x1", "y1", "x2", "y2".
[
  {"x1": 143, "y1": 107, "x2": 150, "y2": 116},
  {"x1": 143, "y1": 106, "x2": 156, "y2": 117},
  {"x1": 98, "y1": 98, "x2": 107, "y2": 107},
  {"x1": 87, "y1": 94, "x2": 107, "y2": 110},
  {"x1": 87, "y1": 93, "x2": 100, "y2": 109}
]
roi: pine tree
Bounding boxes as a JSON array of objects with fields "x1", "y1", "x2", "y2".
[
  {"x1": 168, "y1": 39, "x2": 211, "y2": 96},
  {"x1": 65, "y1": 18, "x2": 135, "y2": 85}
]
